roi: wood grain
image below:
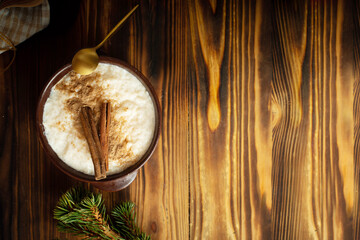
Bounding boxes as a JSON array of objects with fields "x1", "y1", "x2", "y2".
[
  {"x1": 272, "y1": 0, "x2": 309, "y2": 238},
  {"x1": 125, "y1": 1, "x2": 189, "y2": 239},
  {"x1": 354, "y1": 0, "x2": 360, "y2": 239},
  {"x1": 272, "y1": 0, "x2": 354, "y2": 239},
  {"x1": 0, "y1": 0, "x2": 360, "y2": 239},
  {"x1": 188, "y1": 0, "x2": 271, "y2": 239},
  {"x1": 0, "y1": 53, "x2": 14, "y2": 239}
]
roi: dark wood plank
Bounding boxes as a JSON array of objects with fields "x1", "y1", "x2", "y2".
[
  {"x1": 188, "y1": 0, "x2": 272, "y2": 238},
  {"x1": 354, "y1": 0, "x2": 360, "y2": 239},
  {"x1": 1, "y1": 1, "x2": 85, "y2": 238},
  {"x1": 123, "y1": 1, "x2": 189, "y2": 239},
  {"x1": 272, "y1": 1, "x2": 310, "y2": 238},
  {"x1": 272, "y1": 0, "x2": 354, "y2": 239},
  {"x1": 0, "y1": 53, "x2": 15, "y2": 240},
  {"x1": 0, "y1": 0, "x2": 115, "y2": 239}
]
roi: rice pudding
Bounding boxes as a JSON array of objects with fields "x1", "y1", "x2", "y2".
[{"x1": 42, "y1": 63, "x2": 155, "y2": 176}]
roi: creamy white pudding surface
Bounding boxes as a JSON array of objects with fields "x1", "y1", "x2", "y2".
[{"x1": 43, "y1": 63, "x2": 155, "y2": 175}]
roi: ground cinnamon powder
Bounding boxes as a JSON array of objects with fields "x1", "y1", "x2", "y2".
[{"x1": 55, "y1": 71, "x2": 133, "y2": 165}]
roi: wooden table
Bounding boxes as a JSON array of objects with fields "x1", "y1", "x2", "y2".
[{"x1": 1, "y1": 0, "x2": 360, "y2": 239}]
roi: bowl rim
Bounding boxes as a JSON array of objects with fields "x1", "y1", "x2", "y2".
[{"x1": 36, "y1": 56, "x2": 161, "y2": 184}]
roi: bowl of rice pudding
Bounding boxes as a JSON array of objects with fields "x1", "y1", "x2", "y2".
[{"x1": 36, "y1": 56, "x2": 161, "y2": 191}]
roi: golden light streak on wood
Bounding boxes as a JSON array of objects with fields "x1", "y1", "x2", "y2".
[
  {"x1": 206, "y1": 60, "x2": 222, "y2": 132},
  {"x1": 354, "y1": 0, "x2": 360, "y2": 238},
  {"x1": 194, "y1": 0, "x2": 226, "y2": 131},
  {"x1": 254, "y1": 0, "x2": 272, "y2": 210},
  {"x1": 335, "y1": 0, "x2": 354, "y2": 216},
  {"x1": 208, "y1": 0, "x2": 217, "y2": 14}
]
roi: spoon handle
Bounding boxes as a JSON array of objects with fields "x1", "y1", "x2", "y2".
[{"x1": 95, "y1": 4, "x2": 139, "y2": 50}]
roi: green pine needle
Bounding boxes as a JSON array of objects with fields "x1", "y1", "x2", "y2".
[
  {"x1": 54, "y1": 187, "x2": 151, "y2": 240},
  {"x1": 111, "y1": 202, "x2": 150, "y2": 240}
]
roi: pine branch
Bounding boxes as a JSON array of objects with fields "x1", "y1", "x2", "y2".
[
  {"x1": 54, "y1": 187, "x2": 123, "y2": 240},
  {"x1": 111, "y1": 202, "x2": 150, "y2": 240},
  {"x1": 54, "y1": 187, "x2": 151, "y2": 240}
]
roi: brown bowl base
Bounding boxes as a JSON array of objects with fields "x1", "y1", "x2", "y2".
[{"x1": 91, "y1": 171, "x2": 138, "y2": 192}]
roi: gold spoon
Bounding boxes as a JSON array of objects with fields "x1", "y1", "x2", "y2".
[{"x1": 72, "y1": 5, "x2": 139, "y2": 75}]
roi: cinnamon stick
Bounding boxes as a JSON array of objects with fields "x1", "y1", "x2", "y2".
[
  {"x1": 80, "y1": 106, "x2": 106, "y2": 180},
  {"x1": 100, "y1": 102, "x2": 111, "y2": 171}
]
